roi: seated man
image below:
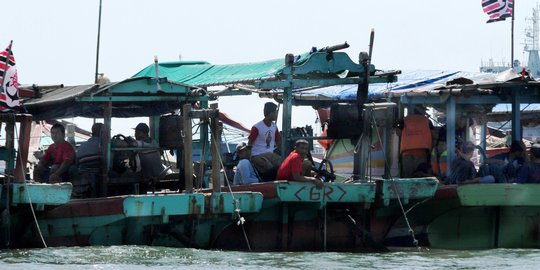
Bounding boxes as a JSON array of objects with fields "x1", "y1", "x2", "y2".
[
  {"x1": 74, "y1": 123, "x2": 103, "y2": 198},
  {"x1": 447, "y1": 141, "x2": 494, "y2": 185},
  {"x1": 76, "y1": 123, "x2": 103, "y2": 166},
  {"x1": 516, "y1": 143, "x2": 540, "y2": 183},
  {"x1": 483, "y1": 140, "x2": 528, "y2": 182},
  {"x1": 130, "y1": 123, "x2": 165, "y2": 183},
  {"x1": 276, "y1": 139, "x2": 324, "y2": 188},
  {"x1": 233, "y1": 142, "x2": 260, "y2": 185},
  {"x1": 248, "y1": 102, "x2": 281, "y2": 180},
  {"x1": 33, "y1": 123, "x2": 75, "y2": 183}
]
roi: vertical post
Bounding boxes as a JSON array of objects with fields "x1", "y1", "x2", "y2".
[
  {"x1": 210, "y1": 105, "x2": 220, "y2": 192},
  {"x1": 446, "y1": 96, "x2": 456, "y2": 178},
  {"x1": 511, "y1": 90, "x2": 521, "y2": 141},
  {"x1": 199, "y1": 100, "x2": 209, "y2": 188},
  {"x1": 101, "y1": 100, "x2": 112, "y2": 197},
  {"x1": 154, "y1": 56, "x2": 161, "y2": 91},
  {"x1": 14, "y1": 115, "x2": 32, "y2": 182},
  {"x1": 511, "y1": 0, "x2": 515, "y2": 67},
  {"x1": 5, "y1": 118, "x2": 15, "y2": 178},
  {"x1": 149, "y1": 116, "x2": 159, "y2": 141},
  {"x1": 183, "y1": 104, "x2": 193, "y2": 193},
  {"x1": 480, "y1": 123, "x2": 487, "y2": 164},
  {"x1": 281, "y1": 54, "x2": 295, "y2": 158},
  {"x1": 383, "y1": 107, "x2": 394, "y2": 179}
]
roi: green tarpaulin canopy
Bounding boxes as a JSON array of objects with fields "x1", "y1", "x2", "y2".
[{"x1": 132, "y1": 54, "x2": 310, "y2": 87}]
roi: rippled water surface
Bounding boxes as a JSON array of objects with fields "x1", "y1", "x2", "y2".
[{"x1": 1, "y1": 246, "x2": 539, "y2": 269}]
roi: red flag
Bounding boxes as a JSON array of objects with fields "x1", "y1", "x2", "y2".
[
  {"x1": 482, "y1": 0, "x2": 513, "y2": 23},
  {"x1": 0, "y1": 42, "x2": 20, "y2": 111}
]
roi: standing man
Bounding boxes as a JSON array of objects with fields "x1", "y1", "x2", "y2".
[
  {"x1": 248, "y1": 102, "x2": 281, "y2": 179},
  {"x1": 276, "y1": 139, "x2": 324, "y2": 188},
  {"x1": 233, "y1": 142, "x2": 260, "y2": 185},
  {"x1": 34, "y1": 123, "x2": 75, "y2": 183}
]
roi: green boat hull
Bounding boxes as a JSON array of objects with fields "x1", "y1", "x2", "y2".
[
  {"x1": 427, "y1": 184, "x2": 540, "y2": 249},
  {"x1": 13, "y1": 179, "x2": 438, "y2": 251},
  {"x1": 384, "y1": 184, "x2": 540, "y2": 249}
]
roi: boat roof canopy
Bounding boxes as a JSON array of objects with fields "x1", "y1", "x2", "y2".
[
  {"x1": 293, "y1": 69, "x2": 540, "y2": 110},
  {"x1": 21, "y1": 44, "x2": 399, "y2": 120},
  {"x1": 132, "y1": 50, "x2": 390, "y2": 89},
  {"x1": 22, "y1": 77, "x2": 200, "y2": 120}
]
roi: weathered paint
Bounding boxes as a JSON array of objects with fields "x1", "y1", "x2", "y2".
[
  {"x1": 380, "y1": 178, "x2": 439, "y2": 206},
  {"x1": 458, "y1": 184, "x2": 540, "y2": 206},
  {"x1": 380, "y1": 185, "x2": 461, "y2": 246},
  {"x1": 123, "y1": 194, "x2": 205, "y2": 217},
  {"x1": 275, "y1": 182, "x2": 377, "y2": 208},
  {"x1": 207, "y1": 192, "x2": 263, "y2": 214},
  {"x1": 428, "y1": 206, "x2": 540, "y2": 249},
  {"x1": 11, "y1": 183, "x2": 72, "y2": 206}
]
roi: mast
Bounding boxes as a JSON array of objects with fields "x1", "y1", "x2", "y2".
[
  {"x1": 94, "y1": 0, "x2": 103, "y2": 83},
  {"x1": 511, "y1": 0, "x2": 515, "y2": 66}
]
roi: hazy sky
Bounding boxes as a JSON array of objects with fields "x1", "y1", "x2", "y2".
[{"x1": 3, "y1": 0, "x2": 538, "y2": 134}]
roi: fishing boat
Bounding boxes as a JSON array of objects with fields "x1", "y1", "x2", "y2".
[
  {"x1": 369, "y1": 70, "x2": 540, "y2": 249},
  {"x1": 400, "y1": 74, "x2": 540, "y2": 249},
  {"x1": 0, "y1": 42, "x2": 439, "y2": 251}
]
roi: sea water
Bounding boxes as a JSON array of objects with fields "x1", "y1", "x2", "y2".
[{"x1": 1, "y1": 246, "x2": 539, "y2": 269}]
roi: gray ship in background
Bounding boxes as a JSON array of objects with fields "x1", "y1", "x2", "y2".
[{"x1": 481, "y1": 4, "x2": 540, "y2": 77}]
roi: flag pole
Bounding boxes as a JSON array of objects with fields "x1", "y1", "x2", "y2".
[
  {"x1": 94, "y1": 0, "x2": 103, "y2": 83},
  {"x1": 511, "y1": 0, "x2": 515, "y2": 68},
  {"x1": 1, "y1": 40, "x2": 14, "y2": 92}
]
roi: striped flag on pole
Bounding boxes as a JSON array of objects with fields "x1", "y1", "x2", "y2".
[
  {"x1": 482, "y1": 0, "x2": 513, "y2": 23},
  {"x1": 0, "y1": 41, "x2": 21, "y2": 111}
]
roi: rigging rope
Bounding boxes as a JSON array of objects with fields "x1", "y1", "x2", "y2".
[
  {"x1": 369, "y1": 104, "x2": 422, "y2": 251},
  {"x1": 211, "y1": 130, "x2": 252, "y2": 251},
  {"x1": 12, "y1": 115, "x2": 48, "y2": 248}
]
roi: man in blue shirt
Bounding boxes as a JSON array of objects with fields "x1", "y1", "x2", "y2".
[
  {"x1": 233, "y1": 142, "x2": 260, "y2": 185},
  {"x1": 516, "y1": 143, "x2": 540, "y2": 183},
  {"x1": 447, "y1": 141, "x2": 495, "y2": 185}
]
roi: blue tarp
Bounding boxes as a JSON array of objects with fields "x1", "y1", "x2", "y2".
[{"x1": 298, "y1": 70, "x2": 493, "y2": 101}]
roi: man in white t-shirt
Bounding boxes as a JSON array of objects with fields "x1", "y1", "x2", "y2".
[{"x1": 248, "y1": 102, "x2": 281, "y2": 179}]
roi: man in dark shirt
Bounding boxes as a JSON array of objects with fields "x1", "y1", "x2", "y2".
[
  {"x1": 131, "y1": 123, "x2": 164, "y2": 181},
  {"x1": 447, "y1": 141, "x2": 495, "y2": 185},
  {"x1": 516, "y1": 143, "x2": 540, "y2": 183}
]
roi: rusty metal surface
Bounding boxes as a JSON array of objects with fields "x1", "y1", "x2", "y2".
[
  {"x1": 381, "y1": 177, "x2": 439, "y2": 205},
  {"x1": 275, "y1": 182, "x2": 377, "y2": 208},
  {"x1": 123, "y1": 193, "x2": 205, "y2": 217},
  {"x1": 11, "y1": 182, "x2": 72, "y2": 205},
  {"x1": 207, "y1": 192, "x2": 263, "y2": 214}
]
